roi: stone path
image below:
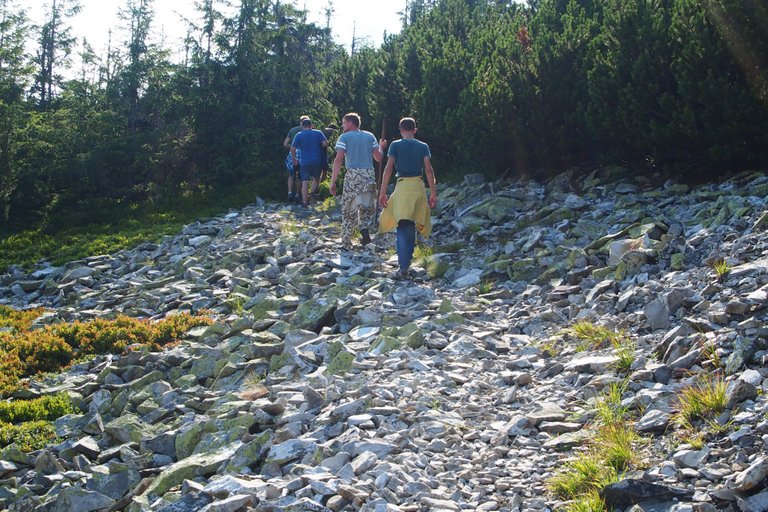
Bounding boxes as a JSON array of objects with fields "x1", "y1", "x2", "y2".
[{"x1": 1, "y1": 167, "x2": 768, "y2": 511}]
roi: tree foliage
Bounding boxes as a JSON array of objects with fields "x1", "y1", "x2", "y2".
[{"x1": 0, "y1": 0, "x2": 766, "y2": 233}]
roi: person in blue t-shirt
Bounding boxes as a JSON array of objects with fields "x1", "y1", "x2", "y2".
[
  {"x1": 378, "y1": 117, "x2": 438, "y2": 280},
  {"x1": 291, "y1": 118, "x2": 328, "y2": 207}
]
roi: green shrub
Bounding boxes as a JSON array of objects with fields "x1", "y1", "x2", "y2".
[
  {"x1": 14, "y1": 330, "x2": 75, "y2": 375},
  {"x1": 0, "y1": 420, "x2": 59, "y2": 451},
  {"x1": 0, "y1": 309, "x2": 212, "y2": 397},
  {"x1": 0, "y1": 393, "x2": 78, "y2": 423},
  {"x1": 0, "y1": 306, "x2": 47, "y2": 333}
]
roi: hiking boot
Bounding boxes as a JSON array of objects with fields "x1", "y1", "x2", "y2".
[
  {"x1": 391, "y1": 269, "x2": 408, "y2": 281},
  {"x1": 360, "y1": 228, "x2": 372, "y2": 247},
  {"x1": 287, "y1": 192, "x2": 295, "y2": 203}
]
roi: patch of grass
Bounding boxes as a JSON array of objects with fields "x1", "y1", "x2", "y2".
[
  {"x1": 680, "y1": 431, "x2": 705, "y2": 450},
  {"x1": 243, "y1": 370, "x2": 266, "y2": 388},
  {"x1": 675, "y1": 373, "x2": 727, "y2": 429},
  {"x1": 712, "y1": 258, "x2": 731, "y2": 278},
  {"x1": 413, "y1": 244, "x2": 433, "y2": 267},
  {"x1": 549, "y1": 455, "x2": 619, "y2": 500},
  {"x1": 595, "y1": 423, "x2": 637, "y2": 471},
  {"x1": 427, "y1": 259, "x2": 449, "y2": 280},
  {"x1": 699, "y1": 338, "x2": 724, "y2": 370},
  {"x1": 478, "y1": 279, "x2": 495, "y2": 294},
  {"x1": 281, "y1": 220, "x2": 301, "y2": 235},
  {"x1": 0, "y1": 184, "x2": 262, "y2": 271},
  {"x1": 228, "y1": 296, "x2": 246, "y2": 315},
  {"x1": 568, "y1": 321, "x2": 627, "y2": 352},
  {"x1": 612, "y1": 338, "x2": 636, "y2": 374},
  {"x1": 565, "y1": 492, "x2": 608, "y2": 512},
  {"x1": 433, "y1": 241, "x2": 466, "y2": 253},
  {"x1": 0, "y1": 310, "x2": 212, "y2": 397},
  {"x1": 318, "y1": 196, "x2": 338, "y2": 212},
  {"x1": 536, "y1": 338, "x2": 558, "y2": 357},
  {"x1": 593, "y1": 381, "x2": 630, "y2": 427},
  {"x1": 409, "y1": 244, "x2": 449, "y2": 280}
]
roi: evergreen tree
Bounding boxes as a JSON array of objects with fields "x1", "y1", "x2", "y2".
[
  {"x1": 31, "y1": 0, "x2": 81, "y2": 109},
  {"x1": 0, "y1": 0, "x2": 31, "y2": 224}
]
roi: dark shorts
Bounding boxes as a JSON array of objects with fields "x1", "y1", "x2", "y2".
[{"x1": 299, "y1": 163, "x2": 322, "y2": 181}]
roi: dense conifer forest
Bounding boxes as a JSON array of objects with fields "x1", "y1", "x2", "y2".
[{"x1": 1, "y1": 0, "x2": 766, "y2": 232}]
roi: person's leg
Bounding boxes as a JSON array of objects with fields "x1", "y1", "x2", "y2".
[
  {"x1": 311, "y1": 176, "x2": 320, "y2": 197},
  {"x1": 396, "y1": 220, "x2": 416, "y2": 273},
  {"x1": 293, "y1": 164, "x2": 301, "y2": 201},
  {"x1": 298, "y1": 164, "x2": 312, "y2": 206},
  {"x1": 340, "y1": 172, "x2": 356, "y2": 250},
  {"x1": 287, "y1": 173, "x2": 294, "y2": 201},
  {"x1": 358, "y1": 169, "x2": 377, "y2": 246}
]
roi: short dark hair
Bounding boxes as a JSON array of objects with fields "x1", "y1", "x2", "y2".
[
  {"x1": 399, "y1": 117, "x2": 417, "y2": 131},
  {"x1": 343, "y1": 113, "x2": 361, "y2": 128}
]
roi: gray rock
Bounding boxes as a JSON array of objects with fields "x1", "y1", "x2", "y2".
[
  {"x1": 645, "y1": 299, "x2": 671, "y2": 330},
  {"x1": 732, "y1": 457, "x2": 768, "y2": 492},
  {"x1": 636, "y1": 409, "x2": 671, "y2": 433},
  {"x1": 51, "y1": 487, "x2": 115, "y2": 512},
  {"x1": 599, "y1": 479, "x2": 693, "y2": 508},
  {"x1": 726, "y1": 379, "x2": 758, "y2": 409}
]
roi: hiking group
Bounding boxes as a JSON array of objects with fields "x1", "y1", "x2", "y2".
[{"x1": 282, "y1": 113, "x2": 438, "y2": 281}]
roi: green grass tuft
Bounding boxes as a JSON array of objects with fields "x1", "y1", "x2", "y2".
[
  {"x1": 675, "y1": 373, "x2": 727, "y2": 429},
  {"x1": 565, "y1": 492, "x2": 609, "y2": 512},
  {"x1": 549, "y1": 456, "x2": 619, "y2": 499},
  {"x1": 712, "y1": 258, "x2": 731, "y2": 278},
  {"x1": 568, "y1": 321, "x2": 627, "y2": 352}
]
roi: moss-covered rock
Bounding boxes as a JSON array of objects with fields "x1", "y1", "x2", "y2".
[
  {"x1": 507, "y1": 258, "x2": 541, "y2": 282},
  {"x1": 269, "y1": 353, "x2": 290, "y2": 373},
  {"x1": 142, "y1": 442, "x2": 242, "y2": 498},
  {"x1": 372, "y1": 323, "x2": 424, "y2": 354},
  {"x1": 223, "y1": 432, "x2": 271, "y2": 474},
  {"x1": 104, "y1": 414, "x2": 156, "y2": 444},
  {"x1": 438, "y1": 299, "x2": 455, "y2": 314},
  {"x1": 290, "y1": 298, "x2": 337, "y2": 333},
  {"x1": 175, "y1": 421, "x2": 216, "y2": 460},
  {"x1": 326, "y1": 348, "x2": 354, "y2": 375},
  {"x1": 670, "y1": 253, "x2": 685, "y2": 270}
]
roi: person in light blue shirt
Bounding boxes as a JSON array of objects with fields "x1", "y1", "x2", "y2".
[{"x1": 329, "y1": 112, "x2": 387, "y2": 250}]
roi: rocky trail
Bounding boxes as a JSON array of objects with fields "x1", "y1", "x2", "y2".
[{"x1": 2, "y1": 167, "x2": 768, "y2": 512}]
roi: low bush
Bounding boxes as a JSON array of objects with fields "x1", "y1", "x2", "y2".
[
  {"x1": 0, "y1": 311, "x2": 212, "y2": 397},
  {"x1": 0, "y1": 305, "x2": 48, "y2": 333},
  {"x1": 0, "y1": 393, "x2": 77, "y2": 424},
  {"x1": 0, "y1": 420, "x2": 59, "y2": 452}
]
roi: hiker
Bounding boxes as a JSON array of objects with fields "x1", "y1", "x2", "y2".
[
  {"x1": 378, "y1": 117, "x2": 437, "y2": 280},
  {"x1": 283, "y1": 115, "x2": 310, "y2": 203},
  {"x1": 291, "y1": 118, "x2": 328, "y2": 207},
  {"x1": 329, "y1": 112, "x2": 387, "y2": 250}
]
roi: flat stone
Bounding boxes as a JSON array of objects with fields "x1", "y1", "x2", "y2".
[{"x1": 732, "y1": 457, "x2": 768, "y2": 492}]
